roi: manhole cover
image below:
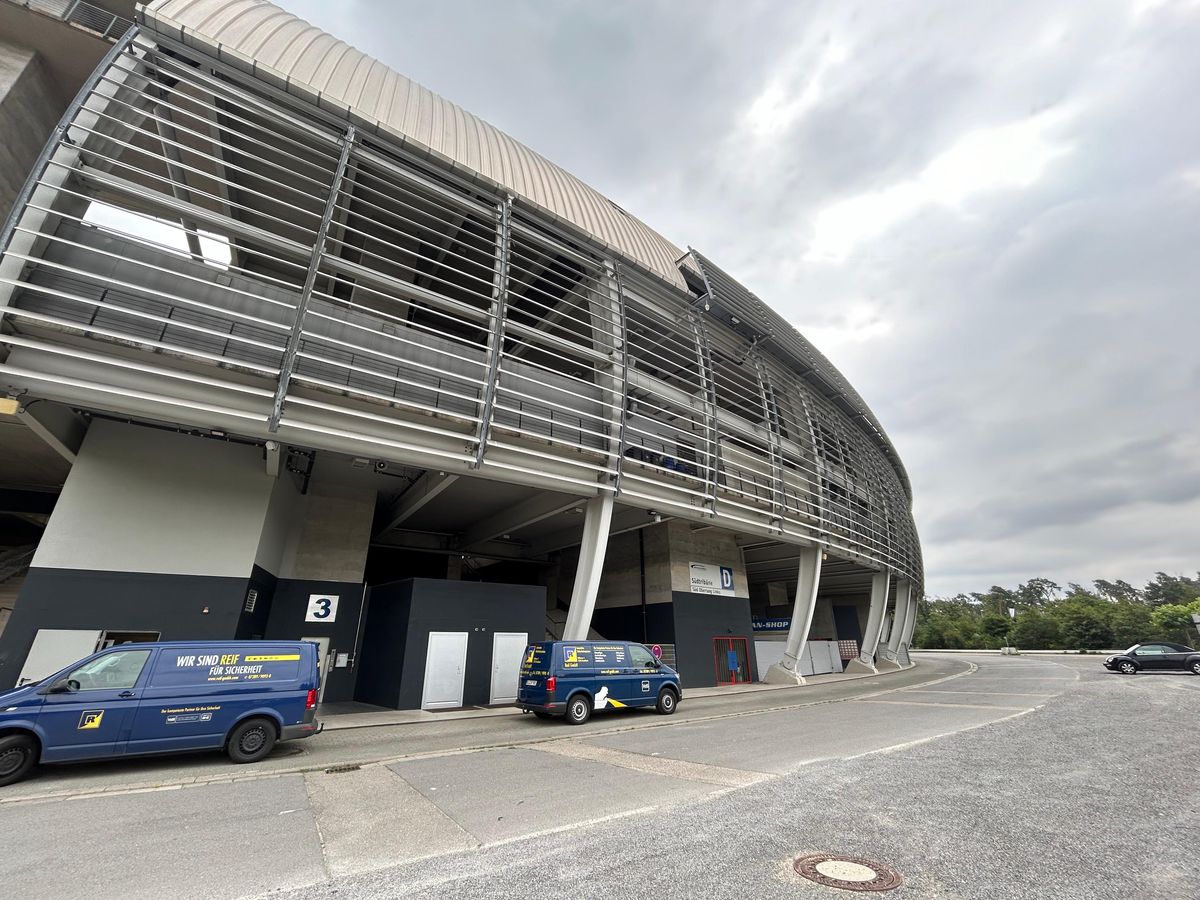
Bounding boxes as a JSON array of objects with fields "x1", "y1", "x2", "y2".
[{"x1": 793, "y1": 854, "x2": 903, "y2": 892}]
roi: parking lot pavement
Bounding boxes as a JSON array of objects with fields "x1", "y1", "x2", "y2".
[
  {"x1": 272, "y1": 654, "x2": 1200, "y2": 900},
  {"x1": 2, "y1": 652, "x2": 1112, "y2": 899},
  {"x1": 0, "y1": 776, "x2": 326, "y2": 900},
  {"x1": 0, "y1": 656, "x2": 967, "y2": 804}
]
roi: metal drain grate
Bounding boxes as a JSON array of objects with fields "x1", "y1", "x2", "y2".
[
  {"x1": 324, "y1": 763, "x2": 362, "y2": 774},
  {"x1": 793, "y1": 854, "x2": 903, "y2": 892}
]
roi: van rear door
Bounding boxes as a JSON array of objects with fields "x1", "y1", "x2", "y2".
[{"x1": 517, "y1": 643, "x2": 552, "y2": 706}]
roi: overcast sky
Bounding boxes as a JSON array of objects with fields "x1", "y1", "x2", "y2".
[{"x1": 279, "y1": 0, "x2": 1200, "y2": 597}]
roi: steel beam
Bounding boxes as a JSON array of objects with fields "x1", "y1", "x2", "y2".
[
  {"x1": 268, "y1": 125, "x2": 357, "y2": 432},
  {"x1": 458, "y1": 491, "x2": 583, "y2": 549},
  {"x1": 473, "y1": 197, "x2": 512, "y2": 466},
  {"x1": 374, "y1": 471, "x2": 459, "y2": 536}
]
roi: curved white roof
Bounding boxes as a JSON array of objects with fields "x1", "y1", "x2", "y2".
[{"x1": 140, "y1": 0, "x2": 690, "y2": 289}]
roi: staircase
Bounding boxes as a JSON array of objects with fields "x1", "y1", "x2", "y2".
[
  {"x1": 545, "y1": 606, "x2": 605, "y2": 641},
  {"x1": 0, "y1": 546, "x2": 36, "y2": 584}
]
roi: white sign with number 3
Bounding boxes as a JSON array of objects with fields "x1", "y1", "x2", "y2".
[{"x1": 305, "y1": 594, "x2": 339, "y2": 623}]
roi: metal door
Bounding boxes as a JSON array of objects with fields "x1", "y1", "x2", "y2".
[
  {"x1": 421, "y1": 631, "x2": 468, "y2": 710},
  {"x1": 17, "y1": 629, "x2": 103, "y2": 686},
  {"x1": 302, "y1": 636, "x2": 332, "y2": 699},
  {"x1": 713, "y1": 637, "x2": 750, "y2": 685},
  {"x1": 489, "y1": 632, "x2": 528, "y2": 704}
]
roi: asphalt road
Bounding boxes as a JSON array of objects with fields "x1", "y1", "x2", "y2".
[{"x1": 4, "y1": 654, "x2": 1197, "y2": 899}]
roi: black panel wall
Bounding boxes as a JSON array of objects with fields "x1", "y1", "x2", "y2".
[
  {"x1": 0, "y1": 567, "x2": 252, "y2": 689},
  {"x1": 591, "y1": 603, "x2": 675, "y2": 645},
  {"x1": 354, "y1": 580, "x2": 412, "y2": 709},
  {"x1": 670, "y1": 591, "x2": 759, "y2": 689},
  {"x1": 264, "y1": 579, "x2": 367, "y2": 703},
  {"x1": 236, "y1": 565, "x2": 278, "y2": 640},
  {"x1": 354, "y1": 578, "x2": 544, "y2": 710}
]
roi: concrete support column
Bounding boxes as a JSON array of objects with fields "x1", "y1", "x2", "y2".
[
  {"x1": 877, "y1": 578, "x2": 911, "y2": 671},
  {"x1": 845, "y1": 569, "x2": 890, "y2": 674},
  {"x1": 762, "y1": 546, "x2": 822, "y2": 685},
  {"x1": 562, "y1": 494, "x2": 614, "y2": 640}
]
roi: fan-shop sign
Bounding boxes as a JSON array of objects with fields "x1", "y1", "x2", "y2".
[
  {"x1": 305, "y1": 594, "x2": 339, "y2": 622},
  {"x1": 689, "y1": 562, "x2": 736, "y2": 597}
]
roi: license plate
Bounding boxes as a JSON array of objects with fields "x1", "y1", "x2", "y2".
[{"x1": 525, "y1": 679, "x2": 538, "y2": 686}]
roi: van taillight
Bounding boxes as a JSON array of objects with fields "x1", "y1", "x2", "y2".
[
  {"x1": 306, "y1": 689, "x2": 318, "y2": 710},
  {"x1": 545, "y1": 676, "x2": 556, "y2": 693}
]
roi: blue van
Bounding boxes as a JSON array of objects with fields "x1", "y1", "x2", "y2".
[
  {"x1": 518, "y1": 640, "x2": 682, "y2": 725},
  {"x1": 0, "y1": 640, "x2": 322, "y2": 787}
]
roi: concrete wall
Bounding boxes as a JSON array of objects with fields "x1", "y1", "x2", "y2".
[
  {"x1": 595, "y1": 524, "x2": 671, "y2": 609},
  {"x1": 666, "y1": 519, "x2": 749, "y2": 598},
  {"x1": 0, "y1": 40, "x2": 61, "y2": 224},
  {"x1": 34, "y1": 420, "x2": 277, "y2": 577}
]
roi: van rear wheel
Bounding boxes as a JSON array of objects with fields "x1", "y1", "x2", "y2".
[
  {"x1": 0, "y1": 734, "x2": 38, "y2": 787},
  {"x1": 227, "y1": 717, "x2": 277, "y2": 764},
  {"x1": 565, "y1": 694, "x2": 592, "y2": 725}
]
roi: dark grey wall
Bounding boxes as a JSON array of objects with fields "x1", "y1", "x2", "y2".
[
  {"x1": 355, "y1": 578, "x2": 544, "y2": 710},
  {"x1": 833, "y1": 604, "x2": 864, "y2": 647},
  {"x1": 670, "y1": 591, "x2": 759, "y2": 689},
  {"x1": 264, "y1": 579, "x2": 366, "y2": 703},
  {"x1": 0, "y1": 567, "x2": 251, "y2": 689},
  {"x1": 591, "y1": 603, "x2": 675, "y2": 645}
]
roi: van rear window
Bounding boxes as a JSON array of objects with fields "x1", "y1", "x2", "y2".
[
  {"x1": 521, "y1": 644, "x2": 549, "y2": 675},
  {"x1": 152, "y1": 648, "x2": 301, "y2": 687}
]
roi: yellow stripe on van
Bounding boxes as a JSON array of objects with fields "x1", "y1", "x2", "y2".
[{"x1": 244, "y1": 654, "x2": 301, "y2": 662}]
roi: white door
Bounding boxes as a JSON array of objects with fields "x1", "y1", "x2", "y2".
[
  {"x1": 489, "y1": 631, "x2": 528, "y2": 705},
  {"x1": 421, "y1": 631, "x2": 468, "y2": 710},
  {"x1": 16, "y1": 629, "x2": 103, "y2": 686},
  {"x1": 302, "y1": 636, "x2": 332, "y2": 699}
]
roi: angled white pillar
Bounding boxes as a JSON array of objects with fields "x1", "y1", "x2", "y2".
[
  {"x1": 762, "y1": 545, "x2": 823, "y2": 685},
  {"x1": 845, "y1": 569, "x2": 890, "y2": 674},
  {"x1": 562, "y1": 494, "x2": 615, "y2": 641},
  {"x1": 898, "y1": 589, "x2": 919, "y2": 665},
  {"x1": 877, "y1": 578, "x2": 911, "y2": 671},
  {"x1": 879, "y1": 609, "x2": 894, "y2": 647}
]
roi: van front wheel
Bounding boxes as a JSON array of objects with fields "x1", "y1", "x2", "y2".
[
  {"x1": 565, "y1": 694, "x2": 592, "y2": 725},
  {"x1": 656, "y1": 688, "x2": 677, "y2": 715},
  {"x1": 0, "y1": 734, "x2": 38, "y2": 787},
  {"x1": 227, "y1": 718, "x2": 277, "y2": 764}
]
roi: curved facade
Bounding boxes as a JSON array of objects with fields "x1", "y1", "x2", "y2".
[{"x1": 0, "y1": 3, "x2": 921, "y2": 651}]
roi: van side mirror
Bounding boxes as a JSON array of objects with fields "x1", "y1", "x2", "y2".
[{"x1": 45, "y1": 678, "x2": 75, "y2": 694}]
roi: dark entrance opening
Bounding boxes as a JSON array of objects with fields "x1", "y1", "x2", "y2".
[{"x1": 713, "y1": 636, "x2": 750, "y2": 685}]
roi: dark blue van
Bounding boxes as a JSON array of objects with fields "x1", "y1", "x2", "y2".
[
  {"x1": 0, "y1": 640, "x2": 322, "y2": 786},
  {"x1": 518, "y1": 640, "x2": 681, "y2": 725}
]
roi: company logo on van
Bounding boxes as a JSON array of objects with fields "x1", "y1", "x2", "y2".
[{"x1": 78, "y1": 710, "x2": 104, "y2": 730}]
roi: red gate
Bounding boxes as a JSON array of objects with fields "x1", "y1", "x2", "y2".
[{"x1": 713, "y1": 637, "x2": 750, "y2": 685}]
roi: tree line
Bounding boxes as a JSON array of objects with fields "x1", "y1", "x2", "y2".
[{"x1": 912, "y1": 572, "x2": 1200, "y2": 651}]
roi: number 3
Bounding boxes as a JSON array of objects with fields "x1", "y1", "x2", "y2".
[{"x1": 313, "y1": 598, "x2": 331, "y2": 619}]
